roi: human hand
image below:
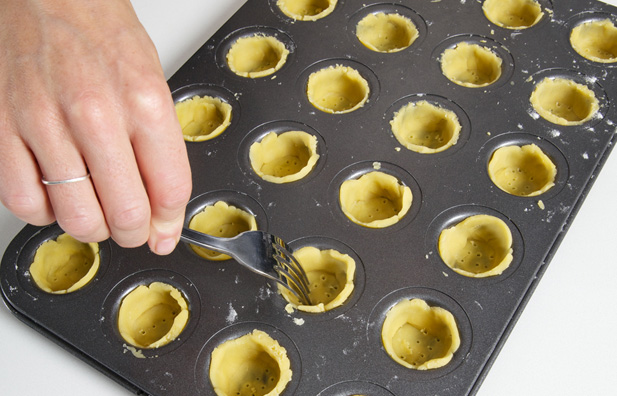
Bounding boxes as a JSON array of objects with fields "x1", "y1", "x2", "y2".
[{"x1": 0, "y1": 0, "x2": 192, "y2": 255}]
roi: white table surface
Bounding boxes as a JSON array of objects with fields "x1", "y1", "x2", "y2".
[{"x1": 1, "y1": 1, "x2": 616, "y2": 394}]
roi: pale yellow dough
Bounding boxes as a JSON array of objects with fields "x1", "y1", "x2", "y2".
[
  {"x1": 117, "y1": 282, "x2": 189, "y2": 349},
  {"x1": 209, "y1": 330, "x2": 292, "y2": 396},
  {"x1": 339, "y1": 171, "x2": 412, "y2": 228},
  {"x1": 175, "y1": 95, "x2": 232, "y2": 142},
  {"x1": 356, "y1": 12, "x2": 419, "y2": 53},
  {"x1": 482, "y1": 0, "x2": 544, "y2": 29},
  {"x1": 226, "y1": 34, "x2": 289, "y2": 78},
  {"x1": 390, "y1": 100, "x2": 461, "y2": 153},
  {"x1": 306, "y1": 65, "x2": 370, "y2": 114},
  {"x1": 570, "y1": 19, "x2": 617, "y2": 63},
  {"x1": 277, "y1": 0, "x2": 337, "y2": 21},
  {"x1": 488, "y1": 144, "x2": 557, "y2": 197},
  {"x1": 530, "y1": 77, "x2": 599, "y2": 125},
  {"x1": 279, "y1": 246, "x2": 355, "y2": 313},
  {"x1": 29, "y1": 233, "x2": 99, "y2": 294},
  {"x1": 382, "y1": 298, "x2": 460, "y2": 370},
  {"x1": 249, "y1": 131, "x2": 319, "y2": 183},
  {"x1": 438, "y1": 214, "x2": 513, "y2": 277},
  {"x1": 188, "y1": 201, "x2": 258, "y2": 260},
  {"x1": 441, "y1": 42, "x2": 503, "y2": 87}
]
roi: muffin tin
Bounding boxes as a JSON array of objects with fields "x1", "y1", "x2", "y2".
[{"x1": 2, "y1": 0, "x2": 617, "y2": 395}]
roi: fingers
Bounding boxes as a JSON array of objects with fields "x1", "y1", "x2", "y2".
[
  {"x1": 62, "y1": 90, "x2": 149, "y2": 247},
  {"x1": 128, "y1": 79, "x2": 192, "y2": 255},
  {"x1": 0, "y1": 0, "x2": 191, "y2": 253},
  {"x1": 0, "y1": 123, "x2": 55, "y2": 226}
]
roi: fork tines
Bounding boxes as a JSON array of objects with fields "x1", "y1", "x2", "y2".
[{"x1": 272, "y1": 237, "x2": 312, "y2": 305}]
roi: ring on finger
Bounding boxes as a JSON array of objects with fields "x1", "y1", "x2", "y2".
[{"x1": 41, "y1": 172, "x2": 91, "y2": 186}]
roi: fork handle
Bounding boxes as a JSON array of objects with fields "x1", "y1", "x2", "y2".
[{"x1": 180, "y1": 228, "x2": 235, "y2": 256}]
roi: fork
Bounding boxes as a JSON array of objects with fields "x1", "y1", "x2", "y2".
[{"x1": 180, "y1": 228, "x2": 312, "y2": 305}]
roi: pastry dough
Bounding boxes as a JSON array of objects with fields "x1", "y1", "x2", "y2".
[
  {"x1": 188, "y1": 201, "x2": 258, "y2": 260},
  {"x1": 279, "y1": 246, "x2": 355, "y2": 313},
  {"x1": 117, "y1": 282, "x2": 189, "y2": 349},
  {"x1": 438, "y1": 214, "x2": 513, "y2": 277},
  {"x1": 390, "y1": 100, "x2": 461, "y2": 153},
  {"x1": 249, "y1": 131, "x2": 319, "y2": 183},
  {"x1": 441, "y1": 42, "x2": 502, "y2": 87},
  {"x1": 306, "y1": 65, "x2": 369, "y2": 114},
  {"x1": 227, "y1": 34, "x2": 289, "y2": 78},
  {"x1": 29, "y1": 233, "x2": 99, "y2": 294},
  {"x1": 209, "y1": 330, "x2": 292, "y2": 396},
  {"x1": 382, "y1": 298, "x2": 460, "y2": 370},
  {"x1": 482, "y1": 0, "x2": 543, "y2": 29},
  {"x1": 277, "y1": 0, "x2": 337, "y2": 21},
  {"x1": 175, "y1": 95, "x2": 232, "y2": 142},
  {"x1": 570, "y1": 19, "x2": 617, "y2": 63},
  {"x1": 530, "y1": 77, "x2": 599, "y2": 125},
  {"x1": 488, "y1": 144, "x2": 556, "y2": 197},
  {"x1": 356, "y1": 12, "x2": 418, "y2": 53},
  {"x1": 339, "y1": 171, "x2": 412, "y2": 228}
]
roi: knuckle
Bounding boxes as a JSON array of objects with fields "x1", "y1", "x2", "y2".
[
  {"x1": 154, "y1": 178, "x2": 192, "y2": 212},
  {"x1": 128, "y1": 80, "x2": 173, "y2": 122},
  {"x1": 109, "y1": 202, "x2": 150, "y2": 232},
  {"x1": 58, "y1": 210, "x2": 106, "y2": 241},
  {"x1": 69, "y1": 90, "x2": 108, "y2": 122},
  {"x1": 2, "y1": 193, "x2": 51, "y2": 225}
]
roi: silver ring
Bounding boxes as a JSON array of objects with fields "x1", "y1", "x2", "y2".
[{"x1": 41, "y1": 173, "x2": 91, "y2": 186}]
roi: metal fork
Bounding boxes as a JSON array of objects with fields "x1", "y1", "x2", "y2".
[{"x1": 180, "y1": 228, "x2": 312, "y2": 305}]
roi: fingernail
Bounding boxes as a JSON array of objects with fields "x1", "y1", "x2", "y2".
[{"x1": 154, "y1": 237, "x2": 177, "y2": 255}]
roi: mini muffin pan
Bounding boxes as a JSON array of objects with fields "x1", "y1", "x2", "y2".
[{"x1": 2, "y1": 0, "x2": 617, "y2": 395}]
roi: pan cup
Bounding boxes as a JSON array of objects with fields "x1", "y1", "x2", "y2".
[
  {"x1": 488, "y1": 143, "x2": 557, "y2": 197},
  {"x1": 381, "y1": 298, "x2": 460, "y2": 370},
  {"x1": 390, "y1": 100, "x2": 461, "y2": 154},
  {"x1": 249, "y1": 130, "x2": 320, "y2": 183},
  {"x1": 530, "y1": 77, "x2": 600, "y2": 125},
  {"x1": 438, "y1": 214, "x2": 514, "y2": 278},
  {"x1": 174, "y1": 95, "x2": 232, "y2": 142},
  {"x1": 209, "y1": 330, "x2": 291, "y2": 396},
  {"x1": 29, "y1": 233, "x2": 100, "y2": 294},
  {"x1": 570, "y1": 17, "x2": 617, "y2": 63},
  {"x1": 355, "y1": 12, "x2": 419, "y2": 53},
  {"x1": 306, "y1": 64, "x2": 370, "y2": 114},
  {"x1": 226, "y1": 33, "x2": 289, "y2": 78},
  {"x1": 440, "y1": 42, "x2": 503, "y2": 88},
  {"x1": 275, "y1": 0, "x2": 337, "y2": 21},
  {"x1": 187, "y1": 201, "x2": 259, "y2": 261},
  {"x1": 116, "y1": 282, "x2": 190, "y2": 349},
  {"x1": 339, "y1": 170, "x2": 412, "y2": 229},
  {"x1": 482, "y1": 0, "x2": 545, "y2": 30},
  {"x1": 278, "y1": 246, "x2": 356, "y2": 313}
]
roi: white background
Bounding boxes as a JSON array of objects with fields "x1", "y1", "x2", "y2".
[{"x1": 1, "y1": 1, "x2": 616, "y2": 394}]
